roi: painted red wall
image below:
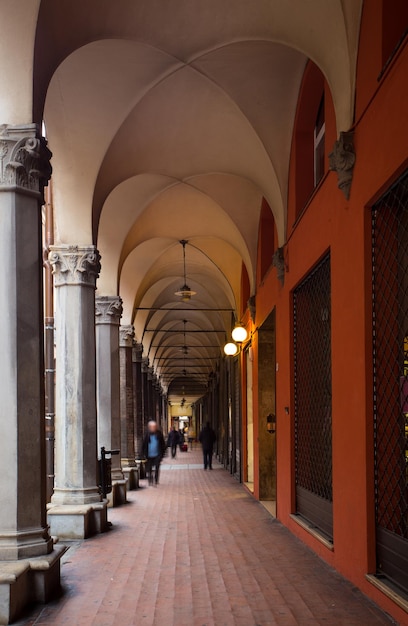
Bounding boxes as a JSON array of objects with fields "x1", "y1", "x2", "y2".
[{"x1": 248, "y1": 18, "x2": 408, "y2": 625}]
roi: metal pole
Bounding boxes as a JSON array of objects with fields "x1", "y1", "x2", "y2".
[{"x1": 44, "y1": 183, "x2": 55, "y2": 503}]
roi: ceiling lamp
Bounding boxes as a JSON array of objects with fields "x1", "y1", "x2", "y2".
[
  {"x1": 231, "y1": 324, "x2": 248, "y2": 343},
  {"x1": 224, "y1": 342, "x2": 239, "y2": 356},
  {"x1": 175, "y1": 240, "x2": 196, "y2": 302}
]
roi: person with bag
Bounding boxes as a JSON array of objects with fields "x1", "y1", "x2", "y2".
[
  {"x1": 167, "y1": 426, "x2": 179, "y2": 458},
  {"x1": 142, "y1": 420, "x2": 166, "y2": 486}
]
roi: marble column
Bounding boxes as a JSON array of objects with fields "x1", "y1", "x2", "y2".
[
  {"x1": 95, "y1": 296, "x2": 127, "y2": 507},
  {"x1": 133, "y1": 344, "x2": 144, "y2": 458},
  {"x1": 119, "y1": 326, "x2": 138, "y2": 489},
  {"x1": 47, "y1": 245, "x2": 107, "y2": 539},
  {"x1": 0, "y1": 123, "x2": 65, "y2": 623}
]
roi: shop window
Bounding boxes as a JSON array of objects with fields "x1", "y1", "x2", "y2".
[
  {"x1": 314, "y1": 94, "x2": 325, "y2": 187},
  {"x1": 257, "y1": 198, "x2": 276, "y2": 285},
  {"x1": 293, "y1": 253, "x2": 333, "y2": 540},
  {"x1": 381, "y1": 0, "x2": 408, "y2": 68},
  {"x1": 372, "y1": 170, "x2": 408, "y2": 593},
  {"x1": 293, "y1": 63, "x2": 326, "y2": 218}
]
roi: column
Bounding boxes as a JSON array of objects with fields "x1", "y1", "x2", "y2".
[
  {"x1": 119, "y1": 326, "x2": 138, "y2": 489},
  {"x1": 133, "y1": 344, "x2": 144, "y2": 457},
  {"x1": 0, "y1": 124, "x2": 65, "y2": 623},
  {"x1": 95, "y1": 296, "x2": 127, "y2": 507},
  {"x1": 47, "y1": 245, "x2": 107, "y2": 539}
]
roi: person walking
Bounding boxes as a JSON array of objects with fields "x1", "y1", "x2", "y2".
[
  {"x1": 167, "y1": 426, "x2": 179, "y2": 458},
  {"x1": 187, "y1": 425, "x2": 195, "y2": 450},
  {"x1": 199, "y1": 422, "x2": 216, "y2": 470},
  {"x1": 142, "y1": 420, "x2": 166, "y2": 486}
]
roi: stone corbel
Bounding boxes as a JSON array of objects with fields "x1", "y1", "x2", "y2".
[
  {"x1": 247, "y1": 295, "x2": 256, "y2": 323},
  {"x1": 329, "y1": 131, "x2": 355, "y2": 200},
  {"x1": 0, "y1": 124, "x2": 52, "y2": 201},
  {"x1": 95, "y1": 296, "x2": 123, "y2": 325},
  {"x1": 272, "y1": 246, "x2": 286, "y2": 286}
]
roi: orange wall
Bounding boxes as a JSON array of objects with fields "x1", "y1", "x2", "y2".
[{"x1": 249, "y1": 26, "x2": 408, "y2": 626}]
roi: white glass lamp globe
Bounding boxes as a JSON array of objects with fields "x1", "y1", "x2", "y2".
[
  {"x1": 224, "y1": 342, "x2": 238, "y2": 356},
  {"x1": 231, "y1": 325, "x2": 248, "y2": 343}
]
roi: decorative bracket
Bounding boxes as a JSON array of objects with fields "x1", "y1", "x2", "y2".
[
  {"x1": 329, "y1": 131, "x2": 355, "y2": 200},
  {"x1": 247, "y1": 296, "x2": 256, "y2": 323},
  {"x1": 272, "y1": 247, "x2": 286, "y2": 286}
]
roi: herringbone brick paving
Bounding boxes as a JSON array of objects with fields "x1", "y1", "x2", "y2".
[{"x1": 18, "y1": 448, "x2": 395, "y2": 625}]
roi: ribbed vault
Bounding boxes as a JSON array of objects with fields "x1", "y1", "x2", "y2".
[{"x1": 28, "y1": 0, "x2": 363, "y2": 404}]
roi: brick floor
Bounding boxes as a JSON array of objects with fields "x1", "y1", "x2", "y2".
[{"x1": 17, "y1": 448, "x2": 396, "y2": 626}]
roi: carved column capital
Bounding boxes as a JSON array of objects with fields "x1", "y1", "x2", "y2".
[
  {"x1": 119, "y1": 324, "x2": 135, "y2": 347},
  {"x1": 49, "y1": 245, "x2": 101, "y2": 288},
  {"x1": 329, "y1": 131, "x2": 356, "y2": 200},
  {"x1": 132, "y1": 342, "x2": 143, "y2": 363},
  {"x1": 95, "y1": 296, "x2": 123, "y2": 325},
  {"x1": 0, "y1": 124, "x2": 52, "y2": 201}
]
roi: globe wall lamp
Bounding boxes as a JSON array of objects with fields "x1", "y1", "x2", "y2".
[
  {"x1": 231, "y1": 324, "x2": 248, "y2": 343},
  {"x1": 224, "y1": 342, "x2": 239, "y2": 356},
  {"x1": 223, "y1": 324, "x2": 249, "y2": 356}
]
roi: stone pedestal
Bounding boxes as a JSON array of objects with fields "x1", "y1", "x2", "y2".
[
  {"x1": 0, "y1": 123, "x2": 64, "y2": 622},
  {"x1": 96, "y1": 296, "x2": 126, "y2": 507},
  {"x1": 48, "y1": 245, "x2": 107, "y2": 539}
]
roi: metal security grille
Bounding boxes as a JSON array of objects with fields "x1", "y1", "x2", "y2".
[
  {"x1": 294, "y1": 253, "x2": 333, "y2": 540},
  {"x1": 233, "y1": 357, "x2": 241, "y2": 480},
  {"x1": 372, "y1": 172, "x2": 408, "y2": 593}
]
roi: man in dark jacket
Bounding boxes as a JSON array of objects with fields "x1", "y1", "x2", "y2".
[
  {"x1": 167, "y1": 426, "x2": 180, "y2": 458},
  {"x1": 142, "y1": 421, "x2": 166, "y2": 485},
  {"x1": 199, "y1": 422, "x2": 217, "y2": 470}
]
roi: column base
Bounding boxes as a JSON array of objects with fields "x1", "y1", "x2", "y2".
[
  {"x1": 47, "y1": 501, "x2": 108, "y2": 540},
  {"x1": 0, "y1": 544, "x2": 66, "y2": 625},
  {"x1": 107, "y1": 480, "x2": 127, "y2": 507},
  {"x1": 122, "y1": 466, "x2": 139, "y2": 490},
  {"x1": 0, "y1": 528, "x2": 53, "y2": 561}
]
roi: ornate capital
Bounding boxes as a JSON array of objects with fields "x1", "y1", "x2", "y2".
[
  {"x1": 132, "y1": 342, "x2": 143, "y2": 363},
  {"x1": 329, "y1": 131, "x2": 355, "y2": 200},
  {"x1": 0, "y1": 124, "x2": 52, "y2": 201},
  {"x1": 141, "y1": 357, "x2": 150, "y2": 374},
  {"x1": 95, "y1": 296, "x2": 123, "y2": 325},
  {"x1": 272, "y1": 246, "x2": 286, "y2": 286},
  {"x1": 49, "y1": 245, "x2": 100, "y2": 288},
  {"x1": 119, "y1": 324, "x2": 135, "y2": 347}
]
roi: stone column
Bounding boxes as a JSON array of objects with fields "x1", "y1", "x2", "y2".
[
  {"x1": 47, "y1": 245, "x2": 107, "y2": 539},
  {"x1": 133, "y1": 344, "x2": 144, "y2": 458},
  {"x1": 95, "y1": 296, "x2": 127, "y2": 507},
  {"x1": 119, "y1": 326, "x2": 138, "y2": 489},
  {"x1": 0, "y1": 124, "x2": 65, "y2": 623}
]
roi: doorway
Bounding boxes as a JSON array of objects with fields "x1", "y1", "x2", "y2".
[{"x1": 258, "y1": 310, "x2": 277, "y2": 515}]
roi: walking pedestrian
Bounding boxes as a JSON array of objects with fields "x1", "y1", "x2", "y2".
[
  {"x1": 199, "y1": 422, "x2": 216, "y2": 470},
  {"x1": 167, "y1": 426, "x2": 179, "y2": 458},
  {"x1": 187, "y1": 425, "x2": 195, "y2": 450},
  {"x1": 142, "y1": 420, "x2": 166, "y2": 486},
  {"x1": 179, "y1": 428, "x2": 185, "y2": 452}
]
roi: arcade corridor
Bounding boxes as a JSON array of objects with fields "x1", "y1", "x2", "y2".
[
  {"x1": 17, "y1": 450, "x2": 393, "y2": 626},
  {"x1": 1, "y1": 2, "x2": 408, "y2": 624}
]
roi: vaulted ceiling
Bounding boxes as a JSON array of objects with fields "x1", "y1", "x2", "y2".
[{"x1": 25, "y1": 0, "x2": 362, "y2": 404}]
